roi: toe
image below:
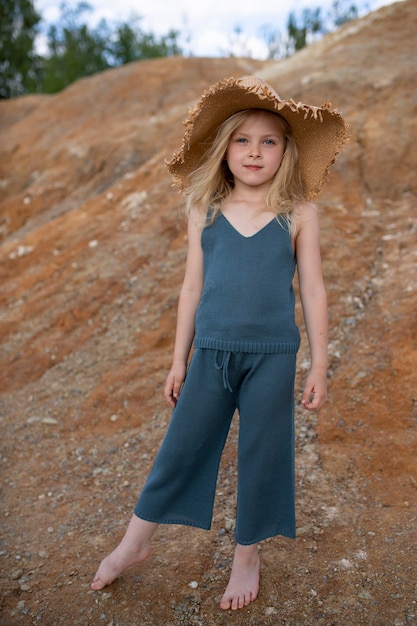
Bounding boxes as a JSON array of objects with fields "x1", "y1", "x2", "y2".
[
  {"x1": 90, "y1": 575, "x2": 106, "y2": 591},
  {"x1": 236, "y1": 593, "x2": 245, "y2": 610},
  {"x1": 220, "y1": 595, "x2": 232, "y2": 610},
  {"x1": 244, "y1": 592, "x2": 252, "y2": 607},
  {"x1": 231, "y1": 594, "x2": 240, "y2": 610}
]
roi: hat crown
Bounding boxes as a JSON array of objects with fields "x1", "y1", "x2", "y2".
[{"x1": 235, "y1": 75, "x2": 282, "y2": 104}]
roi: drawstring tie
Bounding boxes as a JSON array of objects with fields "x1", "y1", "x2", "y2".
[{"x1": 215, "y1": 350, "x2": 233, "y2": 392}]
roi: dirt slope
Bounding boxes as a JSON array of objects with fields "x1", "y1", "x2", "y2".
[{"x1": 0, "y1": 1, "x2": 416, "y2": 624}]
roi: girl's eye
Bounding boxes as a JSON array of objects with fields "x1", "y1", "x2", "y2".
[
  {"x1": 264, "y1": 139, "x2": 275, "y2": 145},
  {"x1": 236, "y1": 137, "x2": 247, "y2": 143}
]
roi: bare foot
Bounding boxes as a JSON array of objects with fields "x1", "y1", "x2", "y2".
[
  {"x1": 90, "y1": 542, "x2": 151, "y2": 590},
  {"x1": 91, "y1": 515, "x2": 157, "y2": 591},
  {"x1": 220, "y1": 543, "x2": 260, "y2": 610}
]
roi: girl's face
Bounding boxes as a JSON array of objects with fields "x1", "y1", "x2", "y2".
[{"x1": 225, "y1": 110, "x2": 286, "y2": 190}]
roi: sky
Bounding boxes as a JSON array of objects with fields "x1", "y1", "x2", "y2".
[{"x1": 33, "y1": 0, "x2": 394, "y2": 59}]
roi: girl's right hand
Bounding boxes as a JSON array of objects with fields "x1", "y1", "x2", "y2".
[{"x1": 164, "y1": 363, "x2": 187, "y2": 407}]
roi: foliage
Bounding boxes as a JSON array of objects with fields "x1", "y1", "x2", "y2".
[
  {"x1": 41, "y1": 3, "x2": 110, "y2": 93},
  {"x1": 40, "y1": 3, "x2": 183, "y2": 93},
  {"x1": 0, "y1": 0, "x2": 42, "y2": 98},
  {"x1": 287, "y1": 7, "x2": 323, "y2": 55},
  {"x1": 330, "y1": 0, "x2": 360, "y2": 26},
  {"x1": 1, "y1": 0, "x2": 183, "y2": 97},
  {"x1": 111, "y1": 17, "x2": 182, "y2": 65},
  {"x1": 262, "y1": 0, "x2": 363, "y2": 59}
]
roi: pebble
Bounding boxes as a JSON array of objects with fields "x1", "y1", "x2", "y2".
[
  {"x1": 265, "y1": 606, "x2": 278, "y2": 616},
  {"x1": 41, "y1": 417, "x2": 58, "y2": 425},
  {"x1": 100, "y1": 592, "x2": 112, "y2": 600},
  {"x1": 358, "y1": 590, "x2": 373, "y2": 600}
]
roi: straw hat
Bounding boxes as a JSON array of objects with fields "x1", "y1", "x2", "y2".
[{"x1": 166, "y1": 75, "x2": 349, "y2": 199}]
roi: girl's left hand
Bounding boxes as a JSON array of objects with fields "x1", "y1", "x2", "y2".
[
  {"x1": 301, "y1": 369, "x2": 327, "y2": 411},
  {"x1": 164, "y1": 362, "x2": 187, "y2": 408}
]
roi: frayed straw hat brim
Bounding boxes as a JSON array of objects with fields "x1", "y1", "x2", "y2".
[{"x1": 166, "y1": 76, "x2": 349, "y2": 199}]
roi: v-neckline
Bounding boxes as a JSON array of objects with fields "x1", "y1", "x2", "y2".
[{"x1": 220, "y1": 213, "x2": 276, "y2": 239}]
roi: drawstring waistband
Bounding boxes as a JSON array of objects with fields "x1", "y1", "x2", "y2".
[{"x1": 215, "y1": 350, "x2": 233, "y2": 392}]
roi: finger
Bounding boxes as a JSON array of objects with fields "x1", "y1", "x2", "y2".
[
  {"x1": 301, "y1": 389, "x2": 320, "y2": 411},
  {"x1": 164, "y1": 378, "x2": 176, "y2": 406},
  {"x1": 301, "y1": 387, "x2": 315, "y2": 406},
  {"x1": 166, "y1": 394, "x2": 176, "y2": 408},
  {"x1": 304, "y1": 391, "x2": 326, "y2": 411},
  {"x1": 172, "y1": 378, "x2": 183, "y2": 400}
]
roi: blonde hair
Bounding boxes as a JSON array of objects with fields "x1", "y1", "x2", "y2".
[{"x1": 183, "y1": 109, "x2": 305, "y2": 226}]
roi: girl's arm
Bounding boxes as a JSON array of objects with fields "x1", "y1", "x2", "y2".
[
  {"x1": 294, "y1": 203, "x2": 328, "y2": 411},
  {"x1": 164, "y1": 213, "x2": 204, "y2": 407}
]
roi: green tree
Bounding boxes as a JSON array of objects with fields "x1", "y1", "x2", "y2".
[
  {"x1": 330, "y1": 0, "x2": 359, "y2": 27},
  {"x1": 287, "y1": 12, "x2": 307, "y2": 53},
  {"x1": 286, "y1": 7, "x2": 323, "y2": 55},
  {"x1": 111, "y1": 17, "x2": 182, "y2": 65},
  {"x1": 0, "y1": 0, "x2": 42, "y2": 98},
  {"x1": 262, "y1": 1, "x2": 361, "y2": 60},
  {"x1": 41, "y1": 2, "x2": 111, "y2": 93},
  {"x1": 40, "y1": 4, "x2": 183, "y2": 93}
]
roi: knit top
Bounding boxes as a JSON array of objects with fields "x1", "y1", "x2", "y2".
[{"x1": 194, "y1": 213, "x2": 300, "y2": 354}]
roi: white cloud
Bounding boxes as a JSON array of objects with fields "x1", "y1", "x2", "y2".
[{"x1": 33, "y1": 0, "x2": 394, "y2": 60}]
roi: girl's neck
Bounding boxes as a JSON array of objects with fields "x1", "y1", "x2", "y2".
[
  {"x1": 224, "y1": 178, "x2": 273, "y2": 208},
  {"x1": 221, "y1": 189, "x2": 276, "y2": 238},
  {"x1": 222, "y1": 188, "x2": 272, "y2": 217}
]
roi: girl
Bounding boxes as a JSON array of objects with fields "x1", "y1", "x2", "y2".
[{"x1": 91, "y1": 76, "x2": 348, "y2": 611}]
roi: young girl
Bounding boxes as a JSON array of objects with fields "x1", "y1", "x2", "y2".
[{"x1": 91, "y1": 76, "x2": 348, "y2": 610}]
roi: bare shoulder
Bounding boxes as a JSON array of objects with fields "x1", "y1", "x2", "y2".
[
  {"x1": 189, "y1": 208, "x2": 206, "y2": 231},
  {"x1": 291, "y1": 202, "x2": 320, "y2": 247},
  {"x1": 187, "y1": 209, "x2": 204, "y2": 240},
  {"x1": 294, "y1": 201, "x2": 319, "y2": 227}
]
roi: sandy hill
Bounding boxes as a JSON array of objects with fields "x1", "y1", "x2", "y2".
[{"x1": 0, "y1": 1, "x2": 416, "y2": 623}]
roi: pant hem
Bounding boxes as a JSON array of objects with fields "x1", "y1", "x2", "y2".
[
  {"x1": 134, "y1": 510, "x2": 211, "y2": 532},
  {"x1": 235, "y1": 528, "x2": 296, "y2": 545}
]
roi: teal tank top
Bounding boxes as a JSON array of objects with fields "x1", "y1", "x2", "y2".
[{"x1": 194, "y1": 214, "x2": 300, "y2": 354}]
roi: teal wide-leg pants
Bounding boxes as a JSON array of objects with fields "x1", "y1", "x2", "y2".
[{"x1": 134, "y1": 348, "x2": 296, "y2": 544}]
